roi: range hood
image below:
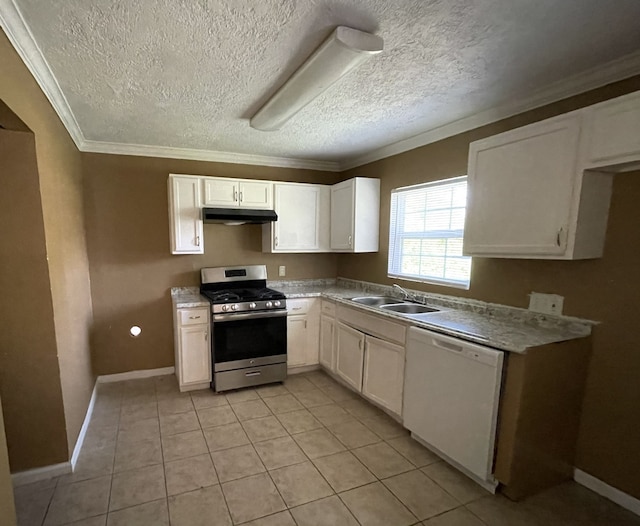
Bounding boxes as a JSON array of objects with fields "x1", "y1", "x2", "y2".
[{"x1": 203, "y1": 207, "x2": 278, "y2": 225}]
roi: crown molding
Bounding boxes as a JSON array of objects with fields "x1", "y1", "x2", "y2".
[
  {"x1": 339, "y1": 50, "x2": 640, "y2": 171},
  {"x1": 0, "y1": 0, "x2": 85, "y2": 147},
  {"x1": 81, "y1": 140, "x2": 341, "y2": 172}
]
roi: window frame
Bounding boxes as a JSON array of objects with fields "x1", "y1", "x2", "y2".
[{"x1": 387, "y1": 176, "x2": 471, "y2": 290}]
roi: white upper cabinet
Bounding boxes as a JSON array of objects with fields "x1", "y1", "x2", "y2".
[
  {"x1": 263, "y1": 183, "x2": 330, "y2": 253},
  {"x1": 202, "y1": 177, "x2": 273, "y2": 209},
  {"x1": 168, "y1": 175, "x2": 204, "y2": 254},
  {"x1": 240, "y1": 180, "x2": 274, "y2": 209},
  {"x1": 465, "y1": 113, "x2": 612, "y2": 260},
  {"x1": 581, "y1": 90, "x2": 640, "y2": 171},
  {"x1": 330, "y1": 177, "x2": 380, "y2": 253}
]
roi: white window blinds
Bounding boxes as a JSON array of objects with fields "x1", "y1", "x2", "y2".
[{"x1": 388, "y1": 176, "x2": 471, "y2": 288}]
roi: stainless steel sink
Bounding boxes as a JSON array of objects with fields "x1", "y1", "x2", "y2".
[
  {"x1": 379, "y1": 303, "x2": 441, "y2": 314},
  {"x1": 350, "y1": 296, "x2": 401, "y2": 306}
]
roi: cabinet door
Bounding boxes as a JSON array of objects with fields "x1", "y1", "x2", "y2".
[
  {"x1": 287, "y1": 315, "x2": 308, "y2": 367},
  {"x1": 319, "y1": 314, "x2": 335, "y2": 371},
  {"x1": 465, "y1": 114, "x2": 580, "y2": 257},
  {"x1": 179, "y1": 325, "x2": 210, "y2": 385},
  {"x1": 331, "y1": 180, "x2": 355, "y2": 250},
  {"x1": 274, "y1": 184, "x2": 321, "y2": 250},
  {"x1": 239, "y1": 180, "x2": 273, "y2": 209},
  {"x1": 583, "y1": 91, "x2": 640, "y2": 168},
  {"x1": 363, "y1": 336, "x2": 405, "y2": 416},
  {"x1": 169, "y1": 176, "x2": 203, "y2": 254},
  {"x1": 335, "y1": 322, "x2": 365, "y2": 391},
  {"x1": 203, "y1": 178, "x2": 239, "y2": 207}
]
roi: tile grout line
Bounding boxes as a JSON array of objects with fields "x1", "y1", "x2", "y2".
[
  {"x1": 56, "y1": 372, "x2": 489, "y2": 525},
  {"x1": 155, "y1": 379, "x2": 172, "y2": 525}
]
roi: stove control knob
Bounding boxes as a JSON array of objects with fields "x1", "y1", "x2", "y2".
[
  {"x1": 222, "y1": 305, "x2": 229, "y2": 312},
  {"x1": 274, "y1": 300, "x2": 281, "y2": 307},
  {"x1": 265, "y1": 301, "x2": 273, "y2": 308},
  {"x1": 249, "y1": 302, "x2": 257, "y2": 309},
  {"x1": 231, "y1": 304, "x2": 238, "y2": 311}
]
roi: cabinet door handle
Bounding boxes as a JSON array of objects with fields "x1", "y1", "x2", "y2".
[
  {"x1": 245, "y1": 370, "x2": 261, "y2": 377},
  {"x1": 189, "y1": 315, "x2": 201, "y2": 319},
  {"x1": 239, "y1": 191, "x2": 243, "y2": 202},
  {"x1": 304, "y1": 320, "x2": 307, "y2": 329},
  {"x1": 556, "y1": 227, "x2": 563, "y2": 247},
  {"x1": 275, "y1": 236, "x2": 278, "y2": 247},
  {"x1": 348, "y1": 235, "x2": 353, "y2": 247},
  {"x1": 358, "y1": 339, "x2": 362, "y2": 350},
  {"x1": 233, "y1": 187, "x2": 238, "y2": 202},
  {"x1": 204, "y1": 332, "x2": 208, "y2": 341},
  {"x1": 292, "y1": 307, "x2": 302, "y2": 311},
  {"x1": 196, "y1": 236, "x2": 200, "y2": 246}
]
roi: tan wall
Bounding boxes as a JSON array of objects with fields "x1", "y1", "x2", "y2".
[
  {"x1": 339, "y1": 76, "x2": 640, "y2": 498},
  {"x1": 0, "y1": 128, "x2": 68, "y2": 470},
  {"x1": 1, "y1": 30, "x2": 94, "y2": 465},
  {"x1": 82, "y1": 153, "x2": 342, "y2": 375},
  {"x1": 0, "y1": 397, "x2": 17, "y2": 526}
]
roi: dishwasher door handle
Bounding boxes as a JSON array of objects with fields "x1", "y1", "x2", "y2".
[{"x1": 431, "y1": 338, "x2": 463, "y2": 353}]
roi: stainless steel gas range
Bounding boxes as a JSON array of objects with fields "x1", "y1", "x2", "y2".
[{"x1": 200, "y1": 265, "x2": 287, "y2": 392}]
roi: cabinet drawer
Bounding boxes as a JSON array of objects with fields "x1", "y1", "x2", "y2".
[
  {"x1": 179, "y1": 308, "x2": 209, "y2": 326},
  {"x1": 321, "y1": 300, "x2": 336, "y2": 316},
  {"x1": 337, "y1": 305, "x2": 406, "y2": 345},
  {"x1": 287, "y1": 298, "x2": 311, "y2": 315}
]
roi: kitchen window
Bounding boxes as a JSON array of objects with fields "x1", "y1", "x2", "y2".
[{"x1": 388, "y1": 176, "x2": 471, "y2": 289}]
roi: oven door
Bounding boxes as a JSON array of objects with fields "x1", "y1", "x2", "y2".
[{"x1": 212, "y1": 310, "x2": 287, "y2": 372}]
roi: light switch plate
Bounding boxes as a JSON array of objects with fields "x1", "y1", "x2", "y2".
[
  {"x1": 278, "y1": 265, "x2": 286, "y2": 277},
  {"x1": 528, "y1": 292, "x2": 564, "y2": 315}
]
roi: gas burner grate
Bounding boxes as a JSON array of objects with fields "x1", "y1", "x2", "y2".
[
  {"x1": 206, "y1": 291, "x2": 241, "y2": 302},
  {"x1": 256, "y1": 288, "x2": 284, "y2": 300}
]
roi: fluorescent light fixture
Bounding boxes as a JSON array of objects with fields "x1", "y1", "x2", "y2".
[{"x1": 250, "y1": 26, "x2": 384, "y2": 131}]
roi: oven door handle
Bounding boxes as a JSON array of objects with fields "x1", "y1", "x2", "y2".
[{"x1": 213, "y1": 310, "x2": 288, "y2": 322}]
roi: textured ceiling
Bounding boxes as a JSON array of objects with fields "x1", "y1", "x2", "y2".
[{"x1": 9, "y1": 0, "x2": 640, "y2": 166}]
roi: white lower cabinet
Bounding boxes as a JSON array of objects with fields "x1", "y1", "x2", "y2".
[
  {"x1": 174, "y1": 307, "x2": 211, "y2": 391},
  {"x1": 287, "y1": 299, "x2": 320, "y2": 369},
  {"x1": 319, "y1": 314, "x2": 335, "y2": 371},
  {"x1": 335, "y1": 322, "x2": 365, "y2": 391},
  {"x1": 362, "y1": 336, "x2": 405, "y2": 415},
  {"x1": 334, "y1": 305, "x2": 406, "y2": 417},
  {"x1": 287, "y1": 315, "x2": 309, "y2": 367}
]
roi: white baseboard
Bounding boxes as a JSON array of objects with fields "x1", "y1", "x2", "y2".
[
  {"x1": 97, "y1": 366, "x2": 175, "y2": 383},
  {"x1": 12, "y1": 462, "x2": 71, "y2": 487},
  {"x1": 70, "y1": 382, "x2": 98, "y2": 470},
  {"x1": 574, "y1": 468, "x2": 640, "y2": 516}
]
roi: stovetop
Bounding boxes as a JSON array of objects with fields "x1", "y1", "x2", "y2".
[
  {"x1": 201, "y1": 287, "x2": 286, "y2": 304},
  {"x1": 199, "y1": 265, "x2": 287, "y2": 315}
]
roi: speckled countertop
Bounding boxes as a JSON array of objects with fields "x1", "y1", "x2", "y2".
[
  {"x1": 172, "y1": 279, "x2": 594, "y2": 354},
  {"x1": 171, "y1": 287, "x2": 210, "y2": 308}
]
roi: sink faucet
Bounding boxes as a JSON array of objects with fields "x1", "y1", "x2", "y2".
[{"x1": 393, "y1": 284, "x2": 417, "y2": 301}]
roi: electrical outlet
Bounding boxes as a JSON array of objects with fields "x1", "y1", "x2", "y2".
[
  {"x1": 278, "y1": 265, "x2": 286, "y2": 277},
  {"x1": 528, "y1": 292, "x2": 564, "y2": 315}
]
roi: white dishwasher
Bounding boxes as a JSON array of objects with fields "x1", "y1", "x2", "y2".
[{"x1": 403, "y1": 327, "x2": 504, "y2": 490}]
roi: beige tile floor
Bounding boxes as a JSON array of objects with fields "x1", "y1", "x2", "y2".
[{"x1": 13, "y1": 370, "x2": 640, "y2": 526}]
